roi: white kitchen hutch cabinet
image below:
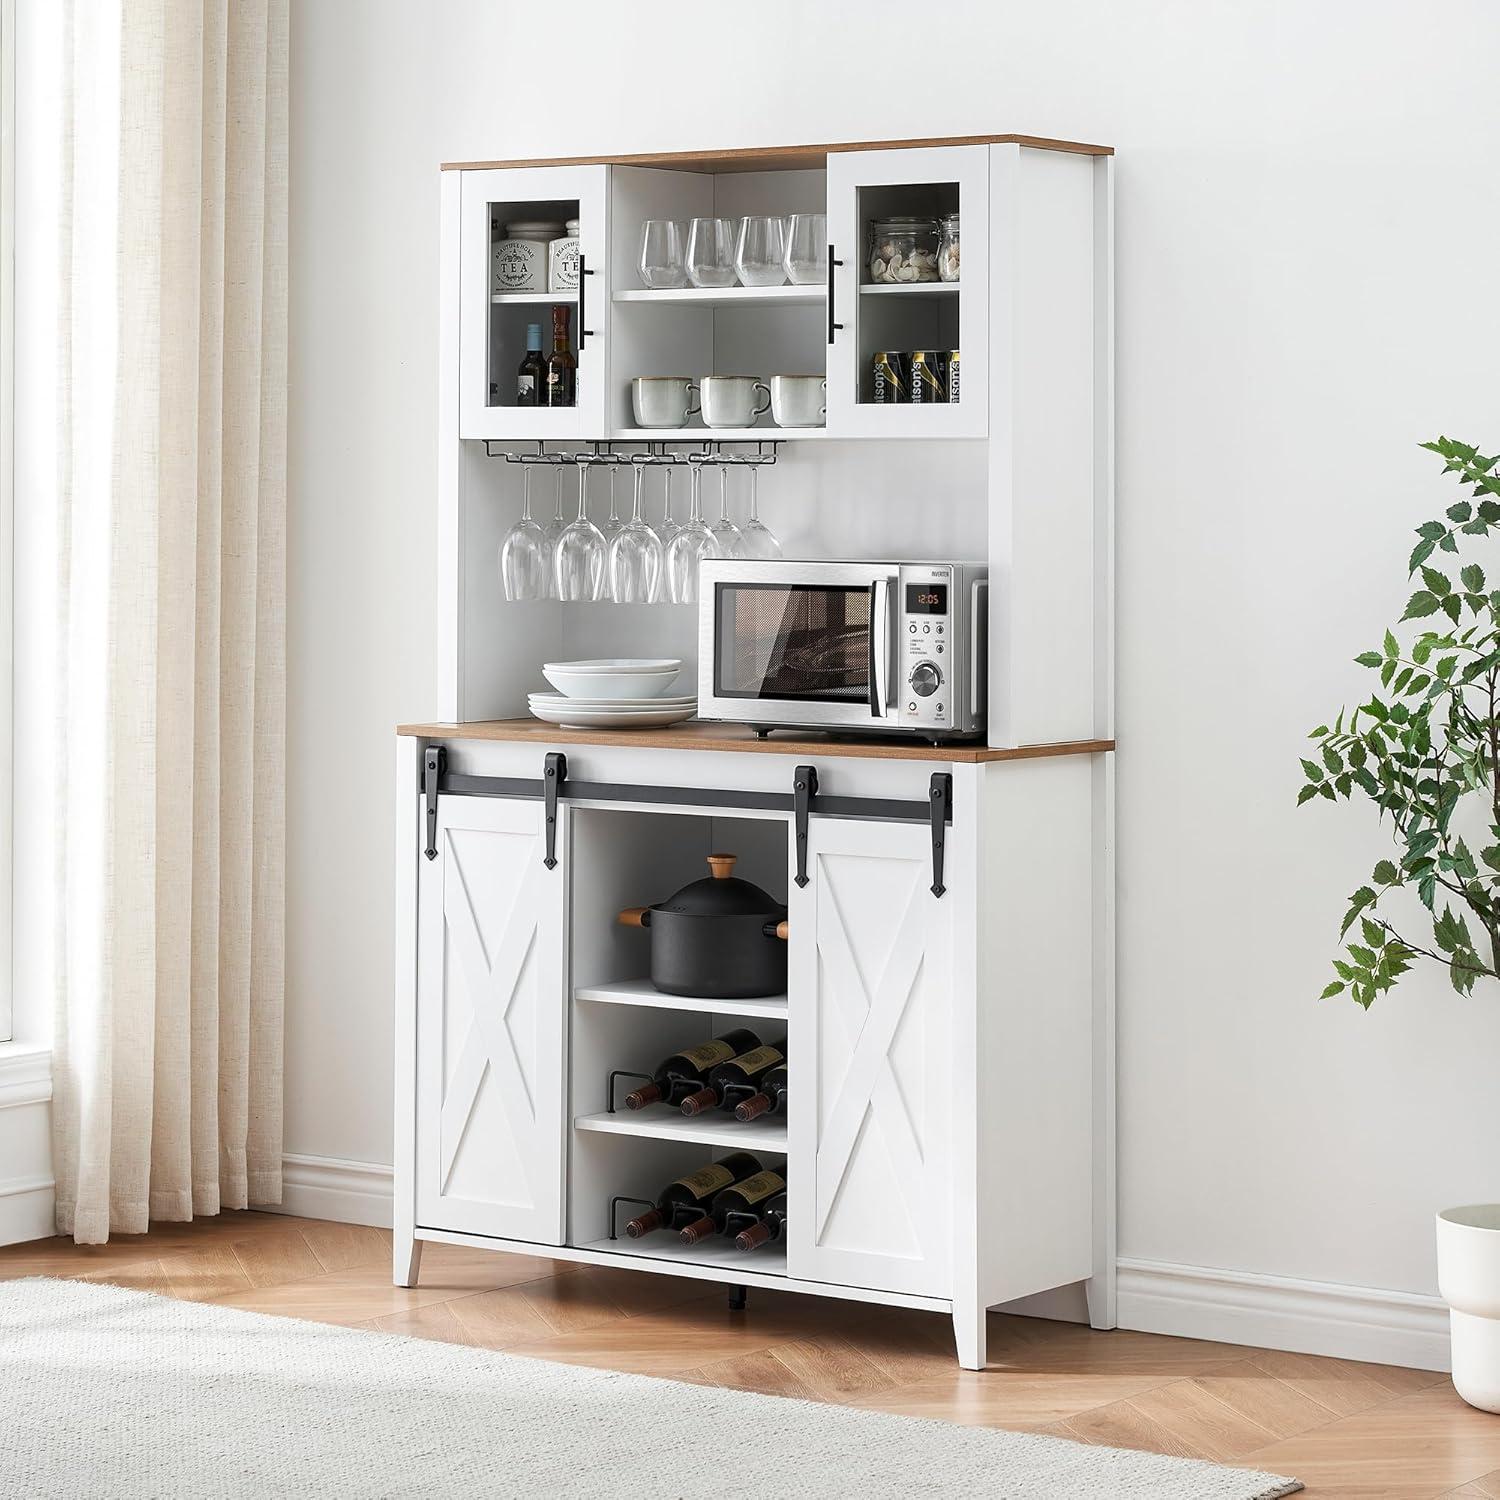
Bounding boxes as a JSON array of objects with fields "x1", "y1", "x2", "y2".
[{"x1": 398, "y1": 133, "x2": 1115, "y2": 1368}]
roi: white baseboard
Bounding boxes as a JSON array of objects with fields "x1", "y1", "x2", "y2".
[
  {"x1": 1117, "y1": 1256, "x2": 1450, "y2": 1373},
  {"x1": 0, "y1": 1045, "x2": 55, "y2": 1247},
  {"x1": 273, "y1": 1154, "x2": 393, "y2": 1229}
]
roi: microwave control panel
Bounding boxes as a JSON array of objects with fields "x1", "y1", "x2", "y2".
[{"x1": 897, "y1": 564, "x2": 956, "y2": 731}]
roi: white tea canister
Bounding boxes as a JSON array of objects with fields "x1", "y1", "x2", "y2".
[
  {"x1": 492, "y1": 220, "x2": 563, "y2": 294},
  {"x1": 549, "y1": 218, "x2": 581, "y2": 292}
]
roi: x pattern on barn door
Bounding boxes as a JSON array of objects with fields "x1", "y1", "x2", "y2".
[
  {"x1": 416, "y1": 799, "x2": 564, "y2": 1244},
  {"x1": 789, "y1": 819, "x2": 952, "y2": 1298}
]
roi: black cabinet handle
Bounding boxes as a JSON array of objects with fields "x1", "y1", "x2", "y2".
[
  {"x1": 826, "y1": 245, "x2": 843, "y2": 346},
  {"x1": 578, "y1": 254, "x2": 595, "y2": 350}
]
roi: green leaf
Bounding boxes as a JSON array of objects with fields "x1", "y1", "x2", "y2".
[
  {"x1": 1416, "y1": 520, "x2": 1448, "y2": 540},
  {"x1": 1300, "y1": 758, "x2": 1324, "y2": 782},
  {"x1": 1403, "y1": 590, "x2": 1441, "y2": 619},
  {"x1": 1373, "y1": 859, "x2": 1399, "y2": 884},
  {"x1": 1422, "y1": 566, "x2": 1453, "y2": 597},
  {"x1": 1462, "y1": 563, "x2": 1486, "y2": 592},
  {"x1": 1320, "y1": 980, "x2": 1346, "y2": 999},
  {"x1": 1408, "y1": 538, "x2": 1436, "y2": 573},
  {"x1": 1354, "y1": 651, "x2": 1383, "y2": 668},
  {"x1": 1448, "y1": 501, "x2": 1474, "y2": 523},
  {"x1": 1296, "y1": 785, "x2": 1319, "y2": 806},
  {"x1": 1383, "y1": 628, "x2": 1399, "y2": 660},
  {"x1": 1443, "y1": 594, "x2": 1464, "y2": 624}
]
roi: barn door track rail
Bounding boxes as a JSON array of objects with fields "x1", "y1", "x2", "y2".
[{"x1": 421, "y1": 747, "x2": 953, "y2": 897}]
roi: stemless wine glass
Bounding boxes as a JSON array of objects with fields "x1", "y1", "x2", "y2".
[
  {"x1": 609, "y1": 461, "x2": 665, "y2": 604},
  {"x1": 783, "y1": 213, "x2": 828, "y2": 285},
  {"x1": 499, "y1": 463, "x2": 550, "y2": 599},
  {"x1": 638, "y1": 219, "x2": 686, "y2": 289},
  {"x1": 554, "y1": 461, "x2": 607, "y2": 602},
  {"x1": 737, "y1": 462, "x2": 782, "y2": 559},
  {"x1": 686, "y1": 217, "x2": 737, "y2": 288},
  {"x1": 707, "y1": 463, "x2": 743, "y2": 557},
  {"x1": 665, "y1": 462, "x2": 721, "y2": 604},
  {"x1": 734, "y1": 215, "x2": 787, "y2": 287},
  {"x1": 653, "y1": 462, "x2": 681, "y2": 547}
]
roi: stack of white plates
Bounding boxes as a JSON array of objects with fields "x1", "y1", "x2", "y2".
[{"x1": 531, "y1": 659, "x2": 696, "y2": 729}]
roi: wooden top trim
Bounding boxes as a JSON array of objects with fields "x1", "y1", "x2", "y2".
[
  {"x1": 396, "y1": 718, "x2": 1114, "y2": 765},
  {"x1": 440, "y1": 134, "x2": 1114, "y2": 175}
]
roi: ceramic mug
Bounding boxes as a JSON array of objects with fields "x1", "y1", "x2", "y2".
[
  {"x1": 700, "y1": 375, "x2": 772, "y2": 429},
  {"x1": 770, "y1": 374, "x2": 827, "y2": 429},
  {"x1": 631, "y1": 376, "x2": 699, "y2": 430}
]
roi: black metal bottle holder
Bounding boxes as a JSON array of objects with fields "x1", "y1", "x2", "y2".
[{"x1": 422, "y1": 747, "x2": 953, "y2": 896}]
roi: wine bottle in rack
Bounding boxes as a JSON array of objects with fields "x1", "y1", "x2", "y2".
[
  {"x1": 679, "y1": 1169, "x2": 787, "y2": 1245},
  {"x1": 733, "y1": 1190, "x2": 787, "y2": 1252},
  {"x1": 623, "y1": 1029, "x2": 761, "y2": 1110},
  {"x1": 679, "y1": 1043, "x2": 785, "y2": 1117},
  {"x1": 623, "y1": 1152, "x2": 764, "y2": 1238},
  {"x1": 733, "y1": 1063, "x2": 788, "y2": 1122}
]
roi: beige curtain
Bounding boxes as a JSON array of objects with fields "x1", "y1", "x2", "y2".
[{"x1": 50, "y1": 0, "x2": 288, "y2": 1243}]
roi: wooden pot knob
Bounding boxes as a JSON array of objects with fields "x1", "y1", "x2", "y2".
[{"x1": 706, "y1": 853, "x2": 737, "y2": 880}]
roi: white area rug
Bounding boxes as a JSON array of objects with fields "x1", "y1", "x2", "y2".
[{"x1": 0, "y1": 1278, "x2": 1301, "y2": 1498}]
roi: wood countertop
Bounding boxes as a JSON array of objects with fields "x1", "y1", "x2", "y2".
[{"x1": 397, "y1": 719, "x2": 1114, "y2": 765}]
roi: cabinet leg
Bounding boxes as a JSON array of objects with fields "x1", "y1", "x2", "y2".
[
  {"x1": 952, "y1": 1299, "x2": 987, "y2": 1370},
  {"x1": 394, "y1": 1234, "x2": 423, "y2": 1289},
  {"x1": 728, "y1": 1284, "x2": 748, "y2": 1311}
]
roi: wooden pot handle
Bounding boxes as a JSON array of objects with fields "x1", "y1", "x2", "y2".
[
  {"x1": 617, "y1": 907, "x2": 652, "y2": 928},
  {"x1": 764, "y1": 919, "x2": 789, "y2": 941}
]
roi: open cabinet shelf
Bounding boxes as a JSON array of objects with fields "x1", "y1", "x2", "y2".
[
  {"x1": 576, "y1": 1234, "x2": 786, "y2": 1278},
  {"x1": 575, "y1": 978, "x2": 789, "y2": 1020},
  {"x1": 613, "y1": 286, "x2": 824, "y2": 309},
  {"x1": 575, "y1": 1109, "x2": 788, "y2": 1153}
]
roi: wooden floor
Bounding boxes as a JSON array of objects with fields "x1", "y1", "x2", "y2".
[{"x1": 2, "y1": 1212, "x2": 1495, "y2": 1498}]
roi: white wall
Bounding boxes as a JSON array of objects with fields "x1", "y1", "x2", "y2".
[{"x1": 286, "y1": 0, "x2": 1500, "y2": 1329}]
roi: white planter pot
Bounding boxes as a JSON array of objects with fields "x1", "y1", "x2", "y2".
[{"x1": 1437, "y1": 1205, "x2": 1500, "y2": 1413}]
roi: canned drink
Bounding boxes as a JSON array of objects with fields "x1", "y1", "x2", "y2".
[
  {"x1": 910, "y1": 350, "x2": 949, "y2": 404},
  {"x1": 872, "y1": 350, "x2": 910, "y2": 403},
  {"x1": 946, "y1": 349, "x2": 960, "y2": 404}
]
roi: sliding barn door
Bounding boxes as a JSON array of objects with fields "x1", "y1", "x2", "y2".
[
  {"x1": 787, "y1": 818, "x2": 954, "y2": 1297},
  {"x1": 415, "y1": 795, "x2": 566, "y2": 1244}
]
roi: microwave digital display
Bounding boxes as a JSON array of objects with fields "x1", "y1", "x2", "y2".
[{"x1": 904, "y1": 583, "x2": 948, "y2": 616}]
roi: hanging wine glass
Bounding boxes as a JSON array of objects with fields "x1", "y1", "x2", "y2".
[
  {"x1": 654, "y1": 461, "x2": 681, "y2": 548},
  {"x1": 609, "y1": 460, "x2": 665, "y2": 603},
  {"x1": 665, "y1": 461, "x2": 721, "y2": 604},
  {"x1": 707, "y1": 462, "x2": 743, "y2": 558},
  {"x1": 737, "y1": 461, "x2": 782, "y2": 560},
  {"x1": 499, "y1": 463, "x2": 550, "y2": 599},
  {"x1": 602, "y1": 463, "x2": 624, "y2": 541},
  {"x1": 539, "y1": 463, "x2": 568, "y2": 599},
  {"x1": 554, "y1": 461, "x2": 607, "y2": 602}
]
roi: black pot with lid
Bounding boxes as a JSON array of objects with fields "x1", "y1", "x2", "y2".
[{"x1": 618, "y1": 854, "x2": 788, "y2": 999}]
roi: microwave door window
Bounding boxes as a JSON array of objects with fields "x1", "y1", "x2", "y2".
[{"x1": 716, "y1": 585, "x2": 871, "y2": 702}]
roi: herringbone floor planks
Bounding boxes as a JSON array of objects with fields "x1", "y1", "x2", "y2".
[{"x1": 0, "y1": 1212, "x2": 1479, "y2": 1497}]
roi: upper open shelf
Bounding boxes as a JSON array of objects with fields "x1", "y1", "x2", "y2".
[{"x1": 613, "y1": 286, "x2": 824, "y2": 310}]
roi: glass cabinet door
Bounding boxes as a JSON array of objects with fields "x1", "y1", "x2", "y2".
[
  {"x1": 826, "y1": 145, "x2": 988, "y2": 439},
  {"x1": 458, "y1": 165, "x2": 610, "y2": 439}
]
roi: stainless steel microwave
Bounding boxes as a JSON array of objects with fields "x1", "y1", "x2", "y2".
[{"x1": 697, "y1": 560, "x2": 989, "y2": 741}]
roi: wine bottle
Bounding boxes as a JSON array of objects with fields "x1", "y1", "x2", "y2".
[
  {"x1": 516, "y1": 322, "x2": 545, "y2": 406},
  {"x1": 733, "y1": 1063, "x2": 788, "y2": 1122},
  {"x1": 733, "y1": 1189, "x2": 787, "y2": 1252},
  {"x1": 544, "y1": 304, "x2": 576, "y2": 407},
  {"x1": 679, "y1": 1169, "x2": 787, "y2": 1245},
  {"x1": 623, "y1": 1029, "x2": 761, "y2": 1110},
  {"x1": 679, "y1": 1043, "x2": 784, "y2": 1117},
  {"x1": 623, "y1": 1152, "x2": 764, "y2": 1238}
]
